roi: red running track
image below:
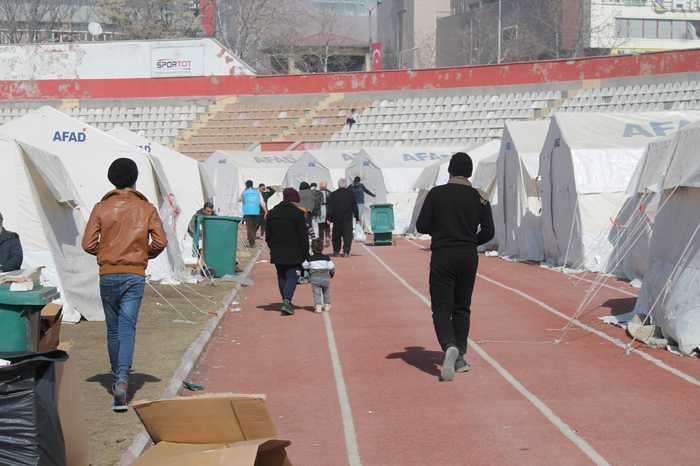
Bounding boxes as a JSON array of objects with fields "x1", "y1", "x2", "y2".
[{"x1": 187, "y1": 237, "x2": 700, "y2": 465}]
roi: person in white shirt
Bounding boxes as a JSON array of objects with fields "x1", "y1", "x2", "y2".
[{"x1": 346, "y1": 108, "x2": 360, "y2": 128}]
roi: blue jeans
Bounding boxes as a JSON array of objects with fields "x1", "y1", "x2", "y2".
[
  {"x1": 275, "y1": 264, "x2": 301, "y2": 302},
  {"x1": 100, "y1": 273, "x2": 146, "y2": 386}
]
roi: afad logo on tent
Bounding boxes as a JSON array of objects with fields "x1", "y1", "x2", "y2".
[
  {"x1": 622, "y1": 120, "x2": 691, "y2": 138},
  {"x1": 52, "y1": 128, "x2": 87, "y2": 142},
  {"x1": 138, "y1": 143, "x2": 152, "y2": 153}
]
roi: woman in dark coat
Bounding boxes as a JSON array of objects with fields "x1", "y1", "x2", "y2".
[{"x1": 265, "y1": 188, "x2": 310, "y2": 315}]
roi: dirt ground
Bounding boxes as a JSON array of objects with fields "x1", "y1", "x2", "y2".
[{"x1": 60, "y1": 248, "x2": 259, "y2": 466}]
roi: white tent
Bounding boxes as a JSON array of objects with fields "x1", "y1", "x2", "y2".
[
  {"x1": 343, "y1": 147, "x2": 462, "y2": 232},
  {"x1": 0, "y1": 106, "x2": 182, "y2": 286},
  {"x1": 411, "y1": 140, "x2": 501, "y2": 191},
  {"x1": 305, "y1": 149, "x2": 358, "y2": 187},
  {"x1": 283, "y1": 151, "x2": 335, "y2": 190},
  {"x1": 496, "y1": 120, "x2": 551, "y2": 261},
  {"x1": 203, "y1": 150, "x2": 302, "y2": 216},
  {"x1": 0, "y1": 136, "x2": 101, "y2": 323},
  {"x1": 631, "y1": 121, "x2": 700, "y2": 355},
  {"x1": 108, "y1": 127, "x2": 215, "y2": 261},
  {"x1": 408, "y1": 140, "x2": 501, "y2": 242},
  {"x1": 611, "y1": 134, "x2": 675, "y2": 281},
  {"x1": 540, "y1": 111, "x2": 700, "y2": 272}
]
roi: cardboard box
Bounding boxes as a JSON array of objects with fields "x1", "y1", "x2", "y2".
[
  {"x1": 131, "y1": 394, "x2": 292, "y2": 466},
  {"x1": 55, "y1": 341, "x2": 91, "y2": 466},
  {"x1": 39, "y1": 303, "x2": 63, "y2": 352},
  {"x1": 131, "y1": 439, "x2": 291, "y2": 466}
]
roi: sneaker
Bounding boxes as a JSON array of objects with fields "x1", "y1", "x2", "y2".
[
  {"x1": 281, "y1": 300, "x2": 295, "y2": 315},
  {"x1": 324, "y1": 304, "x2": 331, "y2": 312},
  {"x1": 440, "y1": 347, "x2": 459, "y2": 382},
  {"x1": 339, "y1": 252, "x2": 346, "y2": 257},
  {"x1": 325, "y1": 241, "x2": 331, "y2": 248},
  {"x1": 455, "y1": 358, "x2": 471, "y2": 373},
  {"x1": 111, "y1": 383, "x2": 128, "y2": 412},
  {"x1": 298, "y1": 278, "x2": 310, "y2": 285},
  {"x1": 314, "y1": 305, "x2": 323, "y2": 314}
]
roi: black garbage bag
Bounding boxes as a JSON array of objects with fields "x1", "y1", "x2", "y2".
[{"x1": 0, "y1": 350, "x2": 68, "y2": 466}]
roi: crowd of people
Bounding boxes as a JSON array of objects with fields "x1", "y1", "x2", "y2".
[
  {"x1": 0, "y1": 151, "x2": 492, "y2": 413},
  {"x1": 263, "y1": 177, "x2": 365, "y2": 316}
]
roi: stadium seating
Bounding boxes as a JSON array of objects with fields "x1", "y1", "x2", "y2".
[{"x1": 2, "y1": 76, "x2": 700, "y2": 160}]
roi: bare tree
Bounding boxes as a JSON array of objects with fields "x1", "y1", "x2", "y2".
[
  {"x1": 96, "y1": 0, "x2": 201, "y2": 40},
  {"x1": 0, "y1": 0, "x2": 92, "y2": 43},
  {"x1": 212, "y1": 0, "x2": 307, "y2": 71},
  {"x1": 415, "y1": 31, "x2": 438, "y2": 69},
  {"x1": 292, "y1": 8, "x2": 357, "y2": 74}
]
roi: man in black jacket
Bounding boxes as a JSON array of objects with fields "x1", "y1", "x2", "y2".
[
  {"x1": 416, "y1": 152, "x2": 494, "y2": 382},
  {"x1": 326, "y1": 178, "x2": 359, "y2": 258},
  {"x1": 0, "y1": 213, "x2": 23, "y2": 272},
  {"x1": 266, "y1": 188, "x2": 310, "y2": 315}
]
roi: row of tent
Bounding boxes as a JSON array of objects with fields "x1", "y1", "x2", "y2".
[
  {"x1": 3, "y1": 106, "x2": 698, "y2": 354},
  {"x1": 0, "y1": 106, "x2": 215, "y2": 323},
  {"x1": 487, "y1": 111, "x2": 700, "y2": 355},
  {"x1": 204, "y1": 110, "x2": 700, "y2": 353}
]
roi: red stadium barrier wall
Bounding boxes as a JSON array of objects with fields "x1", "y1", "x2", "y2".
[{"x1": 2, "y1": 48, "x2": 700, "y2": 101}]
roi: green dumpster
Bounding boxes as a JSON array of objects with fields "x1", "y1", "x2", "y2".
[
  {"x1": 0, "y1": 284, "x2": 60, "y2": 352},
  {"x1": 370, "y1": 203, "x2": 395, "y2": 246},
  {"x1": 199, "y1": 215, "x2": 243, "y2": 278}
]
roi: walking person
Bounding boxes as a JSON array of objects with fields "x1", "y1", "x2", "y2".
[
  {"x1": 302, "y1": 239, "x2": 335, "y2": 314},
  {"x1": 317, "y1": 181, "x2": 332, "y2": 247},
  {"x1": 239, "y1": 180, "x2": 267, "y2": 248},
  {"x1": 326, "y1": 178, "x2": 359, "y2": 258},
  {"x1": 82, "y1": 158, "x2": 167, "y2": 411},
  {"x1": 0, "y1": 212, "x2": 23, "y2": 272},
  {"x1": 347, "y1": 176, "x2": 376, "y2": 228},
  {"x1": 266, "y1": 188, "x2": 310, "y2": 316},
  {"x1": 257, "y1": 183, "x2": 275, "y2": 240},
  {"x1": 416, "y1": 152, "x2": 494, "y2": 382}
]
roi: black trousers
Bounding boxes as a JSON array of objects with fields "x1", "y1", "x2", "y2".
[
  {"x1": 244, "y1": 215, "x2": 258, "y2": 247},
  {"x1": 332, "y1": 220, "x2": 353, "y2": 255},
  {"x1": 318, "y1": 222, "x2": 330, "y2": 243},
  {"x1": 429, "y1": 253, "x2": 478, "y2": 356},
  {"x1": 257, "y1": 213, "x2": 266, "y2": 236}
]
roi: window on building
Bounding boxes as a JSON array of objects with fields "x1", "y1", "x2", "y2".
[
  {"x1": 643, "y1": 19, "x2": 657, "y2": 38},
  {"x1": 616, "y1": 18, "x2": 700, "y2": 39},
  {"x1": 629, "y1": 19, "x2": 643, "y2": 38}
]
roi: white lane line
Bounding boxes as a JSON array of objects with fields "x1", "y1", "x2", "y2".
[
  {"x1": 523, "y1": 260, "x2": 638, "y2": 298},
  {"x1": 362, "y1": 243, "x2": 612, "y2": 466},
  {"x1": 403, "y1": 237, "x2": 700, "y2": 388},
  {"x1": 323, "y1": 311, "x2": 362, "y2": 466}
]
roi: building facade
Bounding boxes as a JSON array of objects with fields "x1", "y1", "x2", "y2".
[
  {"x1": 376, "y1": 0, "x2": 451, "y2": 69},
  {"x1": 592, "y1": 0, "x2": 700, "y2": 53}
]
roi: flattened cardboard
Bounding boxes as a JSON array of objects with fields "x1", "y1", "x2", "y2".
[
  {"x1": 132, "y1": 394, "x2": 279, "y2": 444},
  {"x1": 132, "y1": 439, "x2": 291, "y2": 466},
  {"x1": 55, "y1": 342, "x2": 91, "y2": 466},
  {"x1": 39, "y1": 303, "x2": 63, "y2": 352}
]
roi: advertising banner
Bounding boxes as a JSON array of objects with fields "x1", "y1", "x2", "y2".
[{"x1": 151, "y1": 46, "x2": 204, "y2": 78}]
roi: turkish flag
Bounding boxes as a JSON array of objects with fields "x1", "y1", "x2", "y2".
[{"x1": 372, "y1": 43, "x2": 382, "y2": 71}]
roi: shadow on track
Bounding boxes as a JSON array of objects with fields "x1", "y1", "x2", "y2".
[{"x1": 386, "y1": 346, "x2": 443, "y2": 377}]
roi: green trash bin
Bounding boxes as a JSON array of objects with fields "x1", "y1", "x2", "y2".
[
  {"x1": 199, "y1": 215, "x2": 243, "y2": 278},
  {"x1": 0, "y1": 284, "x2": 60, "y2": 352},
  {"x1": 370, "y1": 203, "x2": 395, "y2": 246}
]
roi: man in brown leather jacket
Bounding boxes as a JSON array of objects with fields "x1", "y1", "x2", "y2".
[{"x1": 82, "y1": 158, "x2": 167, "y2": 412}]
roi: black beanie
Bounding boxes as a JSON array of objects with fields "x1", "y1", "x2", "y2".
[
  {"x1": 448, "y1": 152, "x2": 473, "y2": 178},
  {"x1": 108, "y1": 158, "x2": 139, "y2": 189},
  {"x1": 299, "y1": 181, "x2": 310, "y2": 190}
]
